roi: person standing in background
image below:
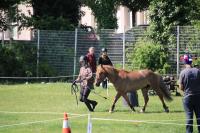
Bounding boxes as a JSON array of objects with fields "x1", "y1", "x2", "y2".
[
  {"x1": 86, "y1": 47, "x2": 97, "y2": 73},
  {"x1": 179, "y1": 54, "x2": 200, "y2": 133},
  {"x1": 98, "y1": 48, "x2": 113, "y2": 88},
  {"x1": 98, "y1": 48, "x2": 113, "y2": 66}
]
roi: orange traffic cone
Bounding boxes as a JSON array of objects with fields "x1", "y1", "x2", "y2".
[{"x1": 62, "y1": 112, "x2": 71, "y2": 133}]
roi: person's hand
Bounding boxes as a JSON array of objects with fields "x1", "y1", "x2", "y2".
[{"x1": 72, "y1": 80, "x2": 76, "y2": 85}]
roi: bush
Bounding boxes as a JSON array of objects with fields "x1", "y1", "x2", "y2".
[
  {"x1": 38, "y1": 62, "x2": 56, "y2": 77},
  {"x1": 0, "y1": 45, "x2": 24, "y2": 76},
  {"x1": 0, "y1": 42, "x2": 56, "y2": 77},
  {"x1": 127, "y1": 39, "x2": 170, "y2": 74},
  {"x1": 193, "y1": 57, "x2": 200, "y2": 68}
]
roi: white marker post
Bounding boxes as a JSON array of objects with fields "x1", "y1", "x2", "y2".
[{"x1": 87, "y1": 113, "x2": 92, "y2": 133}]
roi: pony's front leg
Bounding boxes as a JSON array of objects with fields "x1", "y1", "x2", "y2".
[
  {"x1": 109, "y1": 92, "x2": 121, "y2": 113},
  {"x1": 122, "y1": 93, "x2": 135, "y2": 112},
  {"x1": 141, "y1": 88, "x2": 149, "y2": 113}
]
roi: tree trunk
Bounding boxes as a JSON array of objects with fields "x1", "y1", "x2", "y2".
[{"x1": 131, "y1": 10, "x2": 136, "y2": 26}]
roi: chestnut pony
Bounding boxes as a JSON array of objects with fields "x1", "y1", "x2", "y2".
[{"x1": 95, "y1": 65, "x2": 172, "y2": 113}]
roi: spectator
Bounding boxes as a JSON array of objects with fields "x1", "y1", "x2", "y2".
[
  {"x1": 86, "y1": 47, "x2": 97, "y2": 73},
  {"x1": 98, "y1": 48, "x2": 113, "y2": 88},
  {"x1": 98, "y1": 48, "x2": 113, "y2": 66},
  {"x1": 179, "y1": 54, "x2": 200, "y2": 133}
]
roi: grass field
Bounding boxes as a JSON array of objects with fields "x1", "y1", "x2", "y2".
[{"x1": 0, "y1": 83, "x2": 198, "y2": 133}]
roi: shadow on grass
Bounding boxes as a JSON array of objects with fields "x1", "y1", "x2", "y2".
[
  {"x1": 95, "y1": 109, "x2": 184, "y2": 114},
  {"x1": 143, "y1": 110, "x2": 184, "y2": 114}
]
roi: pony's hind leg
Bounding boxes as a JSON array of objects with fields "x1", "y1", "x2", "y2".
[
  {"x1": 109, "y1": 92, "x2": 121, "y2": 113},
  {"x1": 141, "y1": 87, "x2": 149, "y2": 113},
  {"x1": 122, "y1": 93, "x2": 135, "y2": 112}
]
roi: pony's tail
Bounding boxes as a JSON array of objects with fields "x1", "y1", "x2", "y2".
[{"x1": 159, "y1": 76, "x2": 173, "y2": 101}]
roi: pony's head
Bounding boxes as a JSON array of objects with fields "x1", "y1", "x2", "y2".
[{"x1": 95, "y1": 65, "x2": 108, "y2": 87}]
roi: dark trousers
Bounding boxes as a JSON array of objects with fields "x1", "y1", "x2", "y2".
[
  {"x1": 183, "y1": 94, "x2": 200, "y2": 133},
  {"x1": 129, "y1": 91, "x2": 139, "y2": 107},
  {"x1": 80, "y1": 87, "x2": 97, "y2": 111},
  {"x1": 102, "y1": 79, "x2": 107, "y2": 89}
]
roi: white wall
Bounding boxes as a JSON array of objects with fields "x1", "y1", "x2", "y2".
[
  {"x1": 81, "y1": 6, "x2": 149, "y2": 33},
  {"x1": 116, "y1": 6, "x2": 131, "y2": 33},
  {"x1": 16, "y1": 4, "x2": 33, "y2": 40},
  {"x1": 136, "y1": 11, "x2": 149, "y2": 25},
  {"x1": 1, "y1": 4, "x2": 33, "y2": 40},
  {"x1": 80, "y1": 6, "x2": 96, "y2": 28}
]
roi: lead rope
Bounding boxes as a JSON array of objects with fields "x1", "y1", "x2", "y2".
[{"x1": 71, "y1": 83, "x2": 79, "y2": 106}]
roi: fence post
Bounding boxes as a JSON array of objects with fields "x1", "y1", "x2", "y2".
[
  {"x1": 176, "y1": 26, "x2": 180, "y2": 79},
  {"x1": 2, "y1": 30, "x2": 4, "y2": 46},
  {"x1": 36, "y1": 30, "x2": 40, "y2": 78},
  {"x1": 73, "y1": 28, "x2": 78, "y2": 80},
  {"x1": 123, "y1": 28, "x2": 125, "y2": 69}
]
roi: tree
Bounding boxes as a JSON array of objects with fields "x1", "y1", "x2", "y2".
[
  {"x1": 0, "y1": 0, "x2": 23, "y2": 31},
  {"x1": 83, "y1": 0, "x2": 119, "y2": 29},
  {"x1": 21, "y1": 0, "x2": 82, "y2": 30},
  {"x1": 119, "y1": 0, "x2": 151, "y2": 25},
  {"x1": 148, "y1": 0, "x2": 200, "y2": 45}
]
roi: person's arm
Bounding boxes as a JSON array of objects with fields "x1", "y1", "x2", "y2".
[
  {"x1": 179, "y1": 72, "x2": 184, "y2": 91},
  {"x1": 107, "y1": 56, "x2": 113, "y2": 66},
  {"x1": 75, "y1": 68, "x2": 82, "y2": 83},
  {"x1": 198, "y1": 70, "x2": 200, "y2": 81},
  {"x1": 179, "y1": 83, "x2": 184, "y2": 91},
  {"x1": 85, "y1": 68, "x2": 93, "y2": 80}
]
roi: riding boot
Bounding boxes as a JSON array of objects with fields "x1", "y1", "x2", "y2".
[
  {"x1": 88, "y1": 99, "x2": 98, "y2": 110},
  {"x1": 84, "y1": 100, "x2": 94, "y2": 112}
]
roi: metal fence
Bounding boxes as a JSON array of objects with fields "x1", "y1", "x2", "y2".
[{"x1": 1, "y1": 26, "x2": 200, "y2": 81}]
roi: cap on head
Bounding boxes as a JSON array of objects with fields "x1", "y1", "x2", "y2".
[
  {"x1": 183, "y1": 54, "x2": 192, "y2": 65},
  {"x1": 101, "y1": 48, "x2": 107, "y2": 53}
]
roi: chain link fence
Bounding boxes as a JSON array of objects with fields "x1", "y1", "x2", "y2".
[{"x1": 1, "y1": 26, "x2": 200, "y2": 81}]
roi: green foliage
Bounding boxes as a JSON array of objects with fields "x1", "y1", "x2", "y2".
[
  {"x1": 119, "y1": 0, "x2": 150, "y2": 12},
  {"x1": 0, "y1": 42, "x2": 55, "y2": 77},
  {"x1": 114, "y1": 63, "x2": 123, "y2": 69},
  {"x1": 20, "y1": 16, "x2": 75, "y2": 30},
  {"x1": 38, "y1": 63, "x2": 56, "y2": 77},
  {"x1": 188, "y1": 21, "x2": 200, "y2": 55},
  {"x1": 83, "y1": 0, "x2": 119, "y2": 29},
  {"x1": 19, "y1": 0, "x2": 82, "y2": 30},
  {"x1": 84, "y1": 0, "x2": 151, "y2": 28},
  {"x1": 1, "y1": 0, "x2": 83, "y2": 30},
  {"x1": 127, "y1": 39, "x2": 170, "y2": 74},
  {"x1": 0, "y1": 45, "x2": 23, "y2": 76},
  {"x1": 193, "y1": 58, "x2": 200, "y2": 68},
  {"x1": 148, "y1": 0, "x2": 200, "y2": 45},
  {"x1": 0, "y1": 0, "x2": 24, "y2": 30}
]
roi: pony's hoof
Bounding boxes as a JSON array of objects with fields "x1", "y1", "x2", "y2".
[
  {"x1": 164, "y1": 108, "x2": 169, "y2": 113},
  {"x1": 132, "y1": 110, "x2": 135, "y2": 112},
  {"x1": 132, "y1": 108, "x2": 136, "y2": 112},
  {"x1": 109, "y1": 110, "x2": 113, "y2": 113},
  {"x1": 140, "y1": 109, "x2": 145, "y2": 113}
]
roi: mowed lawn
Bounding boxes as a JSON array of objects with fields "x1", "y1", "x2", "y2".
[{"x1": 0, "y1": 83, "x2": 197, "y2": 133}]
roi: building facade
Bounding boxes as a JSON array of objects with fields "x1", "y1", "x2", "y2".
[
  {"x1": 0, "y1": 5, "x2": 149, "y2": 40},
  {"x1": 81, "y1": 6, "x2": 149, "y2": 33}
]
